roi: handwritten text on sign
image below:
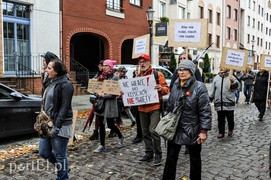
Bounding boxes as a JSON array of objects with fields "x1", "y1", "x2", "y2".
[
  {"x1": 264, "y1": 56, "x2": 271, "y2": 68},
  {"x1": 87, "y1": 79, "x2": 121, "y2": 95},
  {"x1": 174, "y1": 22, "x2": 201, "y2": 43},
  {"x1": 119, "y1": 75, "x2": 159, "y2": 106},
  {"x1": 226, "y1": 50, "x2": 245, "y2": 67},
  {"x1": 134, "y1": 37, "x2": 147, "y2": 55}
]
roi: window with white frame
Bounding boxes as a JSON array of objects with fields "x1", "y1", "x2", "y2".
[
  {"x1": 159, "y1": 2, "x2": 166, "y2": 17},
  {"x1": 227, "y1": 5, "x2": 231, "y2": 18},
  {"x1": 226, "y1": 27, "x2": 231, "y2": 39},
  {"x1": 130, "y1": 0, "x2": 141, "y2": 6},
  {"x1": 199, "y1": 6, "x2": 204, "y2": 18},
  {"x1": 233, "y1": 29, "x2": 237, "y2": 41},
  {"x1": 217, "y1": 12, "x2": 220, "y2": 25},
  {"x1": 234, "y1": 9, "x2": 237, "y2": 21},
  {"x1": 247, "y1": 34, "x2": 250, "y2": 43},
  {"x1": 178, "y1": 6, "x2": 185, "y2": 19},
  {"x1": 208, "y1": 9, "x2": 212, "y2": 23},
  {"x1": 252, "y1": 18, "x2": 255, "y2": 28},
  {"x1": 248, "y1": 16, "x2": 250, "y2": 26},
  {"x1": 248, "y1": 0, "x2": 251, "y2": 8},
  {"x1": 107, "y1": 0, "x2": 122, "y2": 12}
]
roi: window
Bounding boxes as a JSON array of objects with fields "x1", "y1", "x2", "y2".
[
  {"x1": 252, "y1": 35, "x2": 255, "y2": 41},
  {"x1": 159, "y1": 2, "x2": 166, "y2": 17},
  {"x1": 216, "y1": 35, "x2": 220, "y2": 48},
  {"x1": 266, "y1": 41, "x2": 268, "y2": 49},
  {"x1": 252, "y1": 18, "x2": 255, "y2": 28},
  {"x1": 262, "y1": 7, "x2": 263, "y2": 16},
  {"x1": 227, "y1": 5, "x2": 231, "y2": 18},
  {"x1": 260, "y1": 39, "x2": 263, "y2": 47},
  {"x1": 248, "y1": 16, "x2": 250, "y2": 26},
  {"x1": 234, "y1": 9, "x2": 238, "y2": 21},
  {"x1": 208, "y1": 9, "x2": 213, "y2": 23},
  {"x1": 248, "y1": 0, "x2": 251, "y2": 8},
  {"x1": 253, "y1": 1, "x2": 255, "y2": 11},
  {"x1": 266, "y1": 27, "x2": 268, "y2": 35},
  {"x1": 269, "y1": 42, "x2": 271, "y2": 50},
  {"x1": 233, "y1": 29, "x2": 237, "y2": 41},
  {"x1": 208, "y1": 33, "x2": 212, "y2": 45},
  {"x1": 269, "y1": 29, "x2": 271, "y2": 36},
  {"x1": 247, "y1": 34, "x2": 250, "y2": 43},
  {"x1": 257, "y1": 37, "x2": 259, "y2": 46},
  {"x1": 267, "y1": 13, "x2": 269, "y2": 21},
  {"x1": 226, "y1": 27, "x2": 231, "y2": 39},
  {"x1": 107, "y1": 0, "x2": 123, "y2": 12},
  {"x1": 217, "y1": 12, "x2": 220, "y2": 25},
  {"x1": 130, "y1": 0, "x2": 142, "y2": 6},
  {"x1": 187, "y1": 12, "x2": 190, "y2": 19},
  {"x1": 179, "y1": 6, "x2": 185, "y2": 19},
  {"x1": 258, "y1": 21, "x2": 260, "y2": 30},
  {"x1": 258, "y1": 5, "x2": 260, "y2": 15},
  {"x1": 199, "y1": 6, "x2": 204, "y2": 18},
  {"x1": 261, "y1": 23, "x2": 263, "y2": 32},
  {"x1": 170, "y1": 0, "x2": 177, "y2": 4}
]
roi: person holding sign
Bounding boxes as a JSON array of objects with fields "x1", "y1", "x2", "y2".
[
  {"x1": 209, "y1": 67, "x2": 240, "y2": 138},
  {"x1": 252, "y1": 68, "x2": 271, "y2": 121},
  {"x1": 162, "y1": 60, "x2": 212, "y2": 180},
  {"x1": 137, "y1": 54, "x2": 170, "y2": 166},
  {"x1": 241, "y1": 66, "x2": 255, "y2": 104},
  {"x1": 93, "y1": 60, "x2": 124, "y2": 152}
]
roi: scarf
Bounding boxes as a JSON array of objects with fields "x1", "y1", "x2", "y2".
[{"x1": 97, "y1": 70, "x2": 114, "y2": 81}]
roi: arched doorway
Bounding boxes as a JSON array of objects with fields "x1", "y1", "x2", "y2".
[
  {"x1": 70, "y1": 33, "x2": 105, "y2": 77},
  {"x1": 121, "y1": 39, "x2": 137, "y2": 64}
]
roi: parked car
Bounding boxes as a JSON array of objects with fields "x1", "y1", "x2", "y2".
[{"x1": 0, "y1": 83, "x2": 42, "y2": 138}]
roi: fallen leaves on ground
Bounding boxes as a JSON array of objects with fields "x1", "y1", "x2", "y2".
[{"x1": 0, "y1": 145, "x2": 38, "y2": 161}]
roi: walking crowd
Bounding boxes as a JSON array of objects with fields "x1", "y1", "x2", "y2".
[{"x1": 35, "y1": 51, "x2": 271, "y2": 180}]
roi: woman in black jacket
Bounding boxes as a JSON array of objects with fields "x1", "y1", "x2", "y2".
[
  {"x1": 253, "y1": 69, "x2": 271, "y2": 121},
  {"x1": 162, "y1": 60, "x2": 212, "y2": 180}
]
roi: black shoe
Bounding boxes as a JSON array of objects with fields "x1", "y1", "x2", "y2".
[
  {"x1": 153, "y1": 155, "x2": 162, "y2": 166},
  {"x1": 139, "y1": 155, "x2": 153, "y2": 162},
  {"x1": 132, "y1": 137, "x2": 142, "y2": 144},
  {"x1": 259, "y1": 115, "x2": 263, "y2": 121},
  {"x1": 108, "y1": 131, "x2": 116, "y2": 138},
  {"x1": 131, "y1": 121, "x2": 136, "y2": 127},
  {"x1": 184, "y1": 147, "x2": 190, "y2": 155},
  {"x1": 89, "y1": 130, "x2": 99, "y2": 140}
]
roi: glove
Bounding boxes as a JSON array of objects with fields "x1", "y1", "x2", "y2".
[{"x1": 50, "y1": 127, "x2": 60, "y2": 137}]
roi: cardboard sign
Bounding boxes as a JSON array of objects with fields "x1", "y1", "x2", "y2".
[
  {"x1": 168, "y1": 19, "x2": 208, "y2": 48},
  {"x1": 220, "y1": 47, "x2": 248, "y2": 71},
  {"x1": 119, "y1": 75, "x2": 159, "y2": 106},
  {"x1": 260, "y1": 54, "x2": 271, "y2": 71},
  {"x1": 132, "y1": 34, "x2": 150, "y2": 59},
  {"x1": 87, "y1": 79, "x2": 121, "y2": 95}
]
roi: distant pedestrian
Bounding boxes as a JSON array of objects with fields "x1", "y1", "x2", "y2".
[
  {"x1": 93, "y1": 60, "x2": 124, "y2": 152},
  {"x1": 252, "y1": 69, "x2": 271, "y2": 121},
  {"x1": 234, "y1": 70, "x2": 243, "y2": 103},
  {"x1": 209, "y1": 67, "x2": 239, "y2": 138},
  {"x1": 162, "y1": 60, "x2": 212, "y2": 180},
  {"x1": 137, "y1": 54, "x2": 170, "y2": 166},
  {"x1": 241, "y1": 66, "x2": 255, "y2": 104}
]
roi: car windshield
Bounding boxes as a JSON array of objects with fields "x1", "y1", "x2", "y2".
[{"x1": 0, "y1": 86, "x2": 13, "y2": 99}]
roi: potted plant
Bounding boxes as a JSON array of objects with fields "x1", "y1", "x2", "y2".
[{"x1": 203, "y1": 53, "x2": 210, "y2": 73}]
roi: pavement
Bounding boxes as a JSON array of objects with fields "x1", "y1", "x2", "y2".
[{"x1": 1, "y1": 83, "x2": 271, "y2": 179}]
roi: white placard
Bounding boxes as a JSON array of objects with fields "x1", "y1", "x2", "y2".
[
  {"x1": 119, "y1": 75, "x2": 159, "y2": 106},
  {"x1": 264, "y1": 56, "x2": 271, "y2": 68},
  {"x1": 225, "y1": 50, "x2": 245, "y2": 67},
  {"x1": 174, "y1": 22, "x2": 201, "y2": 43},
  {"x1": 247, "y1": 57, "x2": 253, "y2": 65},
  {"x1": 134, "y1": 37, "x2": 147, "y2": 55}
]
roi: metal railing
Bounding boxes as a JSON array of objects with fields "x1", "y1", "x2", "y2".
[{"x1": 70, "y1": 57, "x2": 89, "y2": 89}]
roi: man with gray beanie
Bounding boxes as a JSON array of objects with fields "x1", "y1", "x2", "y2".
[{"x1": 162, "y1": 60, "x2": 212, "y2": 180}]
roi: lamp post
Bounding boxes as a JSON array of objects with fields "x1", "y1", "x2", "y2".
[
  {"x1": 251, "y1": 39, "x2": 255, "y2": 69},
  {"x1": 146, "y1": 7, "x2": 154, "y2": 60}
]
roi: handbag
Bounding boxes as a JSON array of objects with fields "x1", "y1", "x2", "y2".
[
  {"x1": 89, "y1": 94, "x2": 105, "y2": 113},
  {"x1": 35, "y1": 88, "x2": 54, "y2": 138},
  {"x1": 155, "y1": 81, "x2": 196, "y2": 141}
]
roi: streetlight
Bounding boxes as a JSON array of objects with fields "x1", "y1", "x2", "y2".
[
  {"x1": 146, "y1": 7, "x2": 155, "y2": 60},
  {"x1": 251, "y1": 39, "x2": 255, "y2": 68}
]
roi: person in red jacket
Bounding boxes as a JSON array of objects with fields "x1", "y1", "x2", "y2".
[{"x1": 137, "y1": 54, "x2": 170, "y2": 166}]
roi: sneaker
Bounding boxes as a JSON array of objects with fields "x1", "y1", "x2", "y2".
[
  {"x1": 116, "y1": 136, "x2": 124, "y2": 148},
  {"x1": 93, "y1": 145, "x2": 105, "y2": 153},
  {"x1": 132, "y1": 137, "x2": 142, "y2": 144},
  {"x1": 139, "y1": 155, "x2": 153, "y2": 162},
  {"x1": 153, "y1": 155, "x2": 162, "y2": 166}
]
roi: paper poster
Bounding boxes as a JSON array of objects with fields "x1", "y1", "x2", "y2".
[
  {"x1": 174, "y1": 22, "x2": 201, "y2": 43},
  {"x1": 132, "y1": 34, "x2": 150, "y2": 59},
  {"x1": 119, "y1": 75, "x2": 159, "y2": 106},
  {"x1": 225, "y1": 50, "x2": 245, "y2": 67},
  {"x1": 260, "y1": 54, "x2": 271, "y2": 71}
]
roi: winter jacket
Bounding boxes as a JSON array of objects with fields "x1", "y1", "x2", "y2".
[
  {"x1": 138, "y1": 66, "x2": 170, "y2": 113},
  {"x1": 253, "y1": 71, "x2": 271, "y2": 101},
  {"x1": 95, "y1": 74, "x2": 119, "y2": 124},
  {"x1": 241, "y1": 70, "x2": 255, "y2": 85},
  {"x1": 45, "y1": 75, "x2": 74, "y2": 129},
  {"x1": 167, "y1": 77, "x2": 212, "y2": 145},
  {"x1": 209, "y1": 72, "x2": 239, "y2": 111}
]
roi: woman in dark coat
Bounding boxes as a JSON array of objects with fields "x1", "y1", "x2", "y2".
[
  {"x1": 162, "y1": 60, "x2": 212, "y2": 180},
  {"x1": 253, "y1": 69, "x2": 271, "y2": 121}
]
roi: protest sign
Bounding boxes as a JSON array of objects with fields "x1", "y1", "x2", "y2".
[
  {"x1": 220, "y1": 47, "x2": 248, "y2": 71},
  {"x1": 247, "y1": 55, "x2": 254, "y2": 65},
  {"x1": 119, "y1": 75, "x2": 159, "y2": 106},
  {"x1": 132, "y1": 34, "x2": 150, "y2": 59},
  {"x1": 87, "y1": 79, "x2": 121, "y2": 95},
  {"x1": 260, "y1": 54, "x2": 271, "y2": 71},
  {"x1": 168, "y1": 19, "x2": 208, "y2": 48}
]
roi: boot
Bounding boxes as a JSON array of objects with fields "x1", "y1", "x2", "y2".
[
  {"x1": 89, "y1": 130, "x2": 99, "y2": 140},
  {"x1": 108, "y1": 130, "x2": 116, "y2": 138}
]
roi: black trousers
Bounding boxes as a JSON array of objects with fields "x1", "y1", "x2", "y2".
[
  {"x1": 162, "y1": 141, "x2": 202, "y2": 180},
  {"x1": 217, "y1": 110, "x2": 234, "y2": 135},
  {"x1": 254, "y1": 100, "x2": 266, "y2": 116},
  {"x1": 131, "y1": 107, "x2": 142, "y2": 138}
]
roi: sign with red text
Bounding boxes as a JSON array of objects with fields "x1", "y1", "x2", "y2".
[{"x1": 119, "y1": 75, "x2": 159, "y2": 106}]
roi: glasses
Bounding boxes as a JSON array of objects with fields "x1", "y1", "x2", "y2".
[
  {"x1": 178, "y1": 68, "x2": 189, "y2": 73},
  {"x1": 138, "y1": 60, "x2": 148, "y2": 64},
  {"x1": 179, "y1": 57, "x2": 186, "y2": 61}
]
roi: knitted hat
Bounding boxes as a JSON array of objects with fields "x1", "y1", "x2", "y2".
[
  {"x1": 178, "y1": 60, "x2": 196, "y2": 74},
  {"x1": 42, "y1": 51, "x2": 58, "y2": 65},
  {"x1": 103, "y1": 60, "x2": 116, "y2": 70}
]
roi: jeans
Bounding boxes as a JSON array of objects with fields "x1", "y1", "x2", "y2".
[
  {"x1": 39, "y1": 136, "x2": 69, "y2": 180},
  {"x1": 217, "y1": 110, "x2": 234, "y2": 135},
  {"x1": 139, "y1": 110, "x2": 161, "y2": 156},
  {"x1": 162, "y1": 141, "x2": 202, "y2": 180},
  {"x1": 243, "y1": 84, "x2": 253, "y2": 103},
  {"x1": 235, "y1": 91, "x2": 240, "y2": 103}
]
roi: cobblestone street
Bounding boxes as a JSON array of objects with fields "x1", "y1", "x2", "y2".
[{"x1": 1, "y1": 85, "x2": 271, "y2": 179}]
